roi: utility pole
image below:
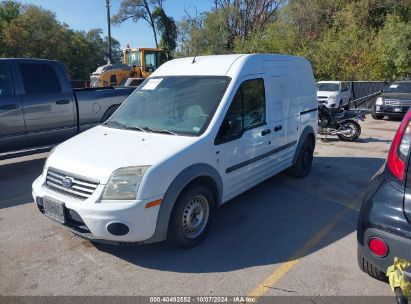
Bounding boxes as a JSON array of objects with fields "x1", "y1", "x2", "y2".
[{"x1": 106, "y1": 0, "x2": 112, "y2": 64}]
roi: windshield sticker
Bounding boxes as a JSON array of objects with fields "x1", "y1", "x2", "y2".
[
  {"x1": 390, "y1": 84, "x2": 399, "y2": 88},
  {"x1": 193, "y1": 127, "x2": 200, "y2": 132},
  {"x1": 142, "y1": 78, "x2": 163, "y2": 90}
]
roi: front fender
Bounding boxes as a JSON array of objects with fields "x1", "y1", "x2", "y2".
[{"x1": 144, "y1": 163, "x2": 223, "y2": 243}]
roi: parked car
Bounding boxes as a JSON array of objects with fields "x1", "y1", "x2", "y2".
[
  {"x1": 0, "y1": 59, "x2": 135, "y2": 158},
  {"x1": 316, "y1": 81, "x2": 352, "y2": 109},
  {"x1": 357, "y1": 109, "x2": 411, "y2": 280},
  {"x1": 372, "y1": 81, "x2": 411, "y2": 120},
  {"x1": 32, "y1": 54, "x2": 318, "y2": 248}
]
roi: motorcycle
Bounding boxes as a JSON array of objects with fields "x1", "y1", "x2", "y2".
[{"x1": 318, "y1": 104, "x2": 365, "y2": 141}]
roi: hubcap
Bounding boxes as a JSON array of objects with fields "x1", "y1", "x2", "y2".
[
  {"x1": 181, "y1": 194, "x2": 209, "y2": 238},
  {"x1": 343, "y1": 123, "x2": 356, "y2": 137}
]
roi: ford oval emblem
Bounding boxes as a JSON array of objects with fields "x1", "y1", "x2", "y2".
[{"x1": 62, "y1": 178, "x2": 73, "y2": 188}]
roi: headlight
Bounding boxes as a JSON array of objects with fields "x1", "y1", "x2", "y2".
[
  {"x1": 102, "y1": 166, "x2": 149, "y2": 200},
  {"x1": 375, "y1": 97, "x2": 384, "y2": 105},
  {"x1": 328, "y1": 93, "x2": 338, "y2": 101}
]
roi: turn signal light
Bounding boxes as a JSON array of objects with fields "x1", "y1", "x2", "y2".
[
  {"x1": 368, "y1": 237, "x2": 388, "y2": 257},
  {"x1": 145, "y1": 199, "x2": 162, "y2": 209}
]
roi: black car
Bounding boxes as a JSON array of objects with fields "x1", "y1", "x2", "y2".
[
  {"x1": 357, "y1": 109, "x2": 411, "y2": 280},
  {"x1": 372, "y1": 81, "x2": 411, "y2": 120}
]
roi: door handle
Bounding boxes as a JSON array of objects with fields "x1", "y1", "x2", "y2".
[
  {"x1": 261, "y1": 129, "x2": 271, "y2": 136},
  {"x1": 55, "y1": 99, "x2": 70, "y2": 105},
  {"x1": 274, "y1": 125, "x2": 282, "y2": 132},
  {"x1": 0, "y1": 104, "x2": 19, "y2": 110}
]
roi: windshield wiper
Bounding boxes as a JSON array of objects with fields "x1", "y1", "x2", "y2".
[
  {"x1": 142, "y1": 127, "x2": 177, "y2": 135},
  {"x1": 125, "y1": 126, "x2": 147, "y2": 132},
  {"x1": 104, "y1": 121, "x2": 146, "y2": 132},
  {"x1": 103, "y1": 120, "x2": 127, "y2": 129}
]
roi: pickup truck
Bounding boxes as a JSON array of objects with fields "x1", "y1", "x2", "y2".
[{"x1": 0, "y1": 58, "x2": 134, "y2": 158}]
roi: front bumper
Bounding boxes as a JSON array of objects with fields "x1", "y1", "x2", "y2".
[
  {"x1": 318, "y1": 99, "x2": 337, "y2": 108},
  {"x1": 375, "y1": 104, "x2": 408, "y2": 116},
  {"x1": 358, "y1": 228, "x2": 411, "y2": 279},
  {"x1": 32, "y1": 175, "x2": 163, "y2": 244}
]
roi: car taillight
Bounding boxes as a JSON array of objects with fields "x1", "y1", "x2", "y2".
[
  {"x1": 368, "y1": 237, "x2": 388, "y2": 257},
  {"x1": 387, "y1": 110, "x2": 411, "y2": 181}
]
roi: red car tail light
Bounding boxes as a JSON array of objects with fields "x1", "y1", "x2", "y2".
[
  {"x1": 387, "y1": 110, "x2": 411, "y2": 181},
  {"x1": 368, "y1": 237, "x2": 388, "y2": 257}
]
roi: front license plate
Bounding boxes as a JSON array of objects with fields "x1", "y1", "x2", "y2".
[
  {"x1": 43, "y1": 197, "x2": 66, "y2": 223},
  {"x1": 395, "y1": 107, "x2": 402, "y2": 112}
]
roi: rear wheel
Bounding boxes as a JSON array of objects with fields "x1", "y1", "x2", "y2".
[
  {"x1": 101, "y1": 105, "x2": 119, "y2": 123},
  {"x1": 357, "y1": 249, "x2": 386, "y2": 281},
  {"x1": 168, "y1": 184, "x2": 215, "y2": 248},
  {"x1": 337, "y1": 120, "x2": 361, "y2": 141},
  {"x1": 288, "y1": 137, "x2": 314, "y2": 178}
]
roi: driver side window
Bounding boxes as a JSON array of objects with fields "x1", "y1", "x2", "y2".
[{"x1": 216, "y1": 78, "x2": 266, "y2": 144}]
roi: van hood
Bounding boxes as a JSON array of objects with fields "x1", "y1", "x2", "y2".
[
  {"x1": 317, "y1": 91, "x2": 338, "y2": 98},
  {"x1": 46, "y1": 126, "x2": 197, "y2": 184}
]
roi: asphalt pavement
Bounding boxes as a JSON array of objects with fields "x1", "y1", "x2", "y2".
[{"x1": 0, "y1": 117, "x2": 401, "y2": 297}]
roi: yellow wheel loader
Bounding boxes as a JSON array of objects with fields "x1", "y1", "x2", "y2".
[{"x1": 90, "y1": 48, "x2": 165, "y2": 88}]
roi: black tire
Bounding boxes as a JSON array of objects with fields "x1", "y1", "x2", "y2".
[
  {"x1": 357, "y1": 249, "x2": 386, "y2": 281},
  {"x1": 288, "y1": 137, "x2": 314, "y2": 178},
  {"x1": 337, "y1": 120, "x2": 361, "y2": 141},
  {"x1": 344, "y1": 98, "x2": 352, "y2": 110},
  {"x1": 168, "y1": 183, "x2": 216, "y2": 248},
  {"x1": 395, "y1": 288, "x2": 408, "y2": 304},
  {"x1": 101, "y1": 105, "x2": 119, "y2": 123},
  {"x1": 371, "y1": 106, "x2": 384, "y2": 120}
]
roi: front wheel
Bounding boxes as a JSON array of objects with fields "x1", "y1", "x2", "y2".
[
  {"x1": 168, "y1": 184, "x2": 215, "y2": 248},
  {"x1": 337, "y1": 120, "x2": 361, "y2": 141},
  {"x1": 371, "y1": 106, "x2": 384, "y2": 120}
]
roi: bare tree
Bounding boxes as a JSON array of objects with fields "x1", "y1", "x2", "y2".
[
  {"x1": 212, "y1": 0, "x2": 283, "y2": 42},
  {"x1": 112, "y1": 0, "x2": 163, "y2": 47}
]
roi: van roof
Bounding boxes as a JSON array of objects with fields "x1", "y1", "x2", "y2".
[{"x1": 151, "y1": 54, "x2": 310, "y2": 78}]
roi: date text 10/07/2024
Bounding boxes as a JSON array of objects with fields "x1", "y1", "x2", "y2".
[{"x1": 149, "y1": 297, "x2": 257, "y2": 303}]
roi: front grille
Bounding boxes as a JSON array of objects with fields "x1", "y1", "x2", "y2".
[
  {"x1": 45, "y1": 168, "x2": 99, "y2": 200},
  {"x1": 385, "y1": 99, "x2": 411, "y2": 106}
]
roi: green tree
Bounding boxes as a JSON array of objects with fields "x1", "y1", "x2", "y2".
[
  {"x1": 0, "y1": 0, "x2": 21, "y2": 55},
  {"x1": 374, "y1": 16, "x2": 411, "y2": 80},
  {"x1": 0, "y1": 1, "x2": 122, "y2": 79},
  {"x1": 152, "y1": 7, "x2": 177, "y2": 58}
]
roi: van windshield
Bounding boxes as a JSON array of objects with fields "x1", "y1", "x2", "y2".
[{"x1": 106, "y1": 76, "x2": 230, "y2": 136}]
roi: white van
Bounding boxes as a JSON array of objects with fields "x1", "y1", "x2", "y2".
[{"x1": 32, "y1": 54, "x2": 318, "y2": 248}]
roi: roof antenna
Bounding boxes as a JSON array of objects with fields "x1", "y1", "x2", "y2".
[{"x1": 192, "y1": 56, "x2": 196, "y2": 64}]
